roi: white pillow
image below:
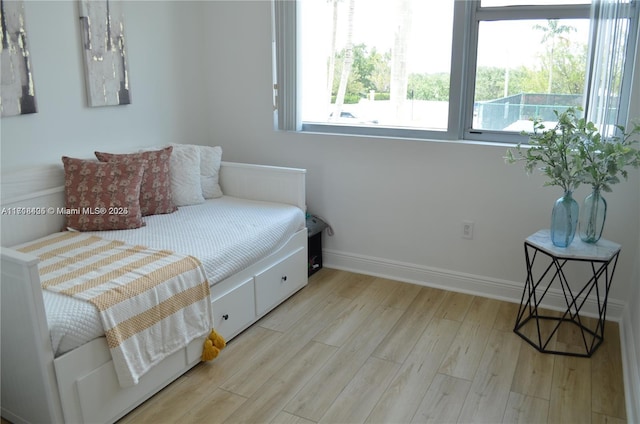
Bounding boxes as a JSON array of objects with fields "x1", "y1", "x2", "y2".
[
  {"x1": 199, "y1": 145, "x2": 223, "y2": 199},
  {"x1": 169, "y1": 145, "x2": 204, "y2": 206},
  {"x1": 172, "y1": 143, "x2": 223, "y2": 199}
]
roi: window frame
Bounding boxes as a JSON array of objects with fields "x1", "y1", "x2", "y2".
[
  {"x1": 463, "y1": 2, "x2": 593, "y2": 143},
  {"x1": 276, "y1": 0, "x2": 638, "y2": 144}
]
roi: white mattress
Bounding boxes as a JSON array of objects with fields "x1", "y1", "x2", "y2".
[{"x1": 39, "y1": 196, "x2": 305, "y2": 356}]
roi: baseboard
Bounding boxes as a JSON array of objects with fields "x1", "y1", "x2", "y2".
[
  {"x1": 620, "y1": 308, "x2": 640, "y2": 423},
  {"x1": 323, "y1": 248, "x2": 625, "y2": 321}
]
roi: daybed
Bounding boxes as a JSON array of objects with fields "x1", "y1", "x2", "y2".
[{"x1": 1, "y1": 158, "x2": 308, "y2": 424}]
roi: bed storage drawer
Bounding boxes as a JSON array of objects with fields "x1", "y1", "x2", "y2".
[
  {"x1": 211, "y1": 277, "x2": 256, "y2": 340},
  {"x1": 254, "y1": 247, "x2": 307, "y2": 316}
]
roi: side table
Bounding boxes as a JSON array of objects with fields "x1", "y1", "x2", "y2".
[
  {"x1": 513, "y1": 229, "x2": 620, "y2": 357},
  {"x1": 306, "y1": 215, "x2": 328, "y2": 277}
]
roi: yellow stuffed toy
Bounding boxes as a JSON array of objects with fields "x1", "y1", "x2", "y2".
[{"x1": 201, "y1": 329, "x2": 226, "y2": 361}]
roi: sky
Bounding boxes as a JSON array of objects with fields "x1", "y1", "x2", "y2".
[{"x1": 300, "y1": 0, "x2": 590, "y2": 74}]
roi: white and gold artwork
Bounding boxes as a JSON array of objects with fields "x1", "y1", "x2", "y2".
[
  {"x1": 0, "y1": 0, "x2": 37, "y2": 117},
  {"x1": 79, "y1": 0, "x2": 131, "y2": 107}
]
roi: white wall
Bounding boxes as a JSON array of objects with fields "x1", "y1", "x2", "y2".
[
  {"x1": 201, "y1": 1, "x2": 640, "y2": 317},
  {"x1": 627, "y1": 176, "x2": 640, "y2": 422},
  {"x1": 1, "y1": 0, "x2": 209, "y2": 172},
  {"x1": 622, "y1": 20, "x2": 640, "y2": 421}
]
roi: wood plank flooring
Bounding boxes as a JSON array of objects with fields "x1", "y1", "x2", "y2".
[{"x1": 118, "y1": 268, "x2": 627, "y2": 424}]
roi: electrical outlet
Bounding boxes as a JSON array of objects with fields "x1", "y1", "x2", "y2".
[{"x1": 462, "y1": 220, "x2": 474, "y2": 239}]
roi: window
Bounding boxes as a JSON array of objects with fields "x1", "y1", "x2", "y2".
[
  {"x1": 300, "y1": 0, "x2": 454, "y2": 133},
  {"x1": 273, "y1": 0, "x2": 638, "y2": 143},
  {"x1": 472, "y1": 19, "x2": 590, "y2": 134}
]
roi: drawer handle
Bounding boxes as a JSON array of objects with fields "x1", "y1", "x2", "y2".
[
  {"x1": 222, "y1": 314, "x2": 229, "y2": 320},
  {"x1": 281, "y1": 275, "x2": 287, "y2": 282}
]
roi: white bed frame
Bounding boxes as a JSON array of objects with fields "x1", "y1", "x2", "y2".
[{"x1": 1, "y1": 162, "x2": 308, "y2": 424}]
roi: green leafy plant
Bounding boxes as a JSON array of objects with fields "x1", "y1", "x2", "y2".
[
  {"x1": 506, "y1": 107, "x2": 640, "y2": 192},
  {"x1": 573, "y1": 118, "x2": 640, "y2": 192},
  {"x1": 505, "y1": 108, "x2": 584, "y2": 192}
]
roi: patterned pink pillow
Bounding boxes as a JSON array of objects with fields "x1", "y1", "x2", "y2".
[
  {"x1": 95, "y1": 147, "x2": 177, "y2": 216},
  {"x1": 62, "y1": 157, "x2": 147, "y2": 231}
]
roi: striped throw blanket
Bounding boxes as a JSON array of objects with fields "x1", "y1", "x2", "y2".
[{"x1": 18, "y1": 231, "x2": 213, "y2": 387}]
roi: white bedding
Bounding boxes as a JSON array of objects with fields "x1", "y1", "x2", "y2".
[{"x1": 38, "y1": 196, "x2": 305, "y2": 356}]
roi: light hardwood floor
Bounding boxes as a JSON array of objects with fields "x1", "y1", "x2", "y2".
[{"x1": 117, "y1": 268, "x2": 627, "y2": 424}]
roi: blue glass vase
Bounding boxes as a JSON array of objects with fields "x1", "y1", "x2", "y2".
[
  {"x1": 550, "y1": 191, "x2": 579, "y2": 247},
  {"x1": 578, "y1": 188, "x2": 607, "y2": 244}
]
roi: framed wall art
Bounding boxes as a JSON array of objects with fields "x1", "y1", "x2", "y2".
[
  {"x1": 1, "y1": 0, "x2": 38, "y2": 117},
  {"x1": 78, "y1": 0, "x2": 131, "y2": 107}
]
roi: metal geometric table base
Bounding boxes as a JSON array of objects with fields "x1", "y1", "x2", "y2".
[{"x1": 514, "y1": 236, "x2": 620, "y2": 358}]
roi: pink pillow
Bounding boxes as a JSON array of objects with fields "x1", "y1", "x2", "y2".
[
  {"x1": 95, "y1": 147, "x2": 177, "y2": 216},
  {"x1": 62, "y1": 156, "x2": 147, "y2": 231}
]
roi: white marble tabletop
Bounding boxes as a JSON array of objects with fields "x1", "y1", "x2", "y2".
[{"x1": 526, "y1": 229, "x2": 621, "y2": 261}]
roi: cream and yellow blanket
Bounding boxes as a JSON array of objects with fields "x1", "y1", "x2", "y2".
[{"x1": 18, "y1": 231, "x2": 215, "y2": 387}]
